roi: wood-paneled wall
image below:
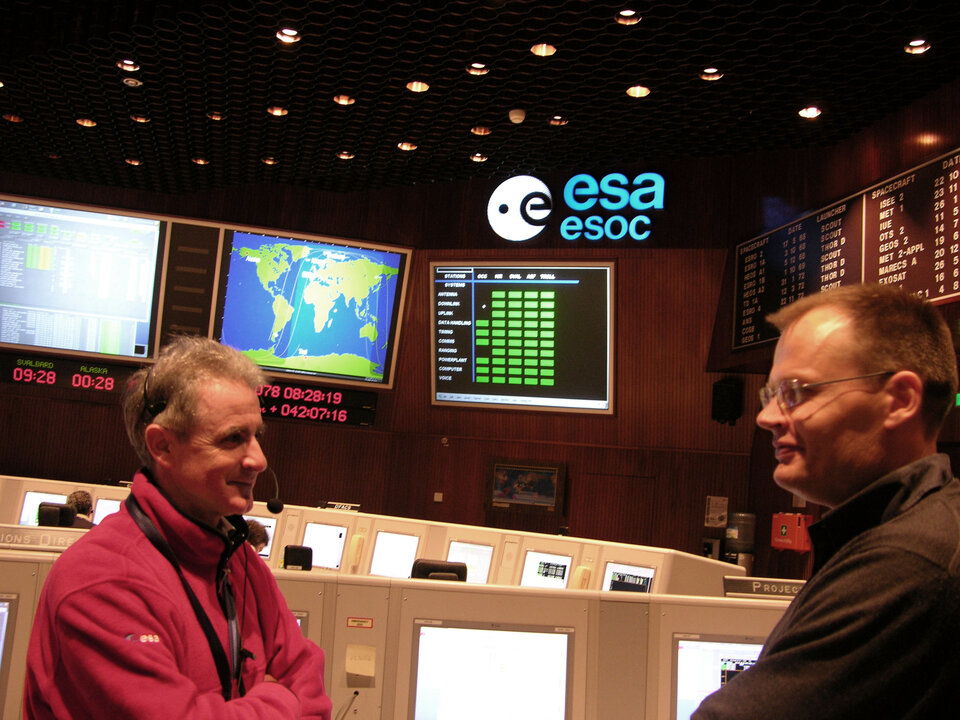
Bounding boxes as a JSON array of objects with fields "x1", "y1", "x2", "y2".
[{"x1": 2, "y1": 78, "x2": 959, "y2": 580}]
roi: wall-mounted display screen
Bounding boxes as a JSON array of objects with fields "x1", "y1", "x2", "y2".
[
  {"x1": 409, "y1": 618, "x2": 574, "y2": 720},
  {"x1": 214, "y1": 229, "x2": 411, "y2": 388},
  {"x1": 672, "y1": 634, "x2": 764, "y2": 720},
  {"x1": 301, "y1": 521, "x2": 348, "y2": 569},
  {"x1": 430, "y1": 262, "x2": 614, "y2": 413},
  {"x1": 0, "y1": 197, "x2": 165, "y2": 361}
]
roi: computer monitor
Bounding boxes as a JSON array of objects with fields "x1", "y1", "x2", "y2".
[
  {"x1": 291, "y1": 610, "x2": 309, "y2": 637},
  {"x1": 92, "y1": 497, "x2": 122, "y2": 525},
  {"x1": 446, "y1": 541, "x2": 494, "y2": 584},
  {"x1": 601, "y1": 561, "x2": 655, "y2": 593},
  {"x1": 671, "y1": 634, "x2": 765, "y2": 720},
  {"x1": 18, "y1": 491, "x2": 67, "y2": 526},
  {"x1": 243, "y1": 514, "x2": 278, "y2": 559},
  {"x1": 0, "y1": 594, "x2": 20, "y2": 717},
  {"x1": 369, "y1": 530, "x2": 420, "y2": 578},
  {"x1": 519, "y1": 549, "x2": 573, "y2": 590},
  {"x1": 409, "y1": 618, "x2": 574, "y2": 720},
  {"x1": 301, "y1": 521, "x2": 349, "y2": 570}
]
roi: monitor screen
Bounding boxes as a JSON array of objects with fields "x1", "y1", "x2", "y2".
[
  {"x1": 446, "y1": 541, "x2": 494, "y2": 584},
  {"x1": 519, "y1": 550, "x2": 573, "y2": 590},
  {"x1": 243, "y1": 514, "x2": 278, "y2": 558},
  {"x1": 0, "y1": 197, "x2": 165, "y2": 360},
  {"x1": 92, "y1": 498, "x2": 122, "y2": 525},
  {"x1": 369, "y1": 530, "x2": 420, "y2": 578},
  {"x1": 213, "y1": 229, "x2": 411, "y2": 388},
  {"x1": 672, "y1": 634, "x2": 764, "y2": 720},
  {"x1": 409, "y1": 618, "x2": 574, "y2": 720},
  {"x1": 0, "y1": 593, "x2": 19, "y2": 713},
  {"x1": 291, "y1": 610, "x2": 309, "y2": 637},
  {"x1": 430, "y1": 261, "x2": 614, "y2": 413},
  {"x1": 601, "y1": 561, "x2": 655, "y2": 592},
  {"x1": 18, "y1": 491, "x2": 67, "y2": 526},
  {"x1": 301, "y1": 521, "x2": 349, "y2": 569}
]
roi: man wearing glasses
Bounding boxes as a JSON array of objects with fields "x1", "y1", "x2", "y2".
[{"x1": 695, "y1": 284, "x2": 960, "y2": 719}]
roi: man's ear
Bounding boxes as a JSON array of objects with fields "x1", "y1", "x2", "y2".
[
  {"x1": 882, "y1": 370, "x2": 924, "y2": 430},
  {"x1": 144, "y1": 424, "x2": 176, "y2": 469}
]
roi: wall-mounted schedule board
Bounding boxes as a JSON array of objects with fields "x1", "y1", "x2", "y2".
[{"x1": 734, "y1": 147, "x2": 960, "y2": 349}]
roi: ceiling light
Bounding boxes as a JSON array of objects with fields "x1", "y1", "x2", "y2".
[
  {"x1": 267, "y1": 106, "x2": 288, "y2": 116},
  {"x1": 471, "y1": 126, "x2": 492, "y2": 136},
  {"x1": 130, "y1": 114, "x2": 150, "y2": 123},
  {"x1": 616, "y1": 10, "x2": 641, "y2": 26},
  {"x1": 915, "y1": 133, "x2": 941, "y2": 147},
  {"x1": 626, "y1": 85, "x2": 651, "y2": 98},
  {"x1": 3, "y1": 113, "x2": 23, "y2": 123},
  {"x1": 798, "y1": 106, "x2": 822, "y2": 119},
  {"x1": 549, "y1": 115, "x2": 568, "y2": 126},
  {"x1": 116, "y1": 59, "x2": 139, "y2": 72},
  {"x1": 206, "y1": 111, "x2": 225, "y2": 121},
  {"x1": 125, "y1": 158, "x2": 142, "y2": 166},
  {"x1": 904, "y1": 39, "x2": 931, "y2": 54},
  {"x1": 531, "y1": 43, "x2": 557, "y2": 57},
  {"x1": 47, "y1": 153, "x2": 60, "y2": 159},
  {"x1": 466, "y1": 62, "x2": 489, "y2": 76},
  {"x1": 470, "y1": 153, "x2": 488, "y2": 162},
  {"x1": 700, "y1": 67, "x2": 723, "y2": 81},
  {"x1": 406, "y1": 81, "x2": 430, "y2": 93},
  {"x1": 76, "y1": 118, "x2": 97, "y2": 127},
  {"x1": 261, "y1": 156, "x2": 279, "y2": 165},
  {"x1": 509, "y1": 108, "x2": 526, "y2": 124},
  {"x1": 337, "y1": 151, "x2": 355, "y2": 160},
  {"x1": 122, "y1": 77, "x2": 143, "y2": 88},
  {"x1": 0, "y1": 80, "x2": 5, "y2": 88},
  {"x1": 191, "y1": 157, "x2": 209, "y2": 165},
  {"x1": 397, "y1": 142, "x2": 418, "y2": 151},
  {"x1": 276, "y1": 28, "x2": 301, "y2": 44},
  {"x1": 333, "y1": 94, "x2": 355, "y2": 105}
]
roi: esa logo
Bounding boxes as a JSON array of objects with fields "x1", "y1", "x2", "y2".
[{"x1": 487, "y1": 172, "x2": 666, "y2": 242}]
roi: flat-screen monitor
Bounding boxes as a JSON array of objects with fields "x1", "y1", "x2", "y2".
[
  {"x1": 0, "y1": 594, "x2": 19, "y2": 717},
  {"x1": 92, "y1": 497, "x2": 122, "y2": 525},
  {"x1": 430, "y1": 261, "x2": 614, "y2": 413},
  {"x1": 519, "y1": 550, "x2": 573, "y2": 590},
  {"x1": 243, "y1": 514, "x2": 278, "y2": 559},
  {"x1": 291, "y1": 610, "x2": 309, "y2": 637},
  {"x1": 213, "y1": 228, "x2": 411, "y2": 388},
  {"x1": 369, "y1": 530, "x2": 420, "y2": 578},
  {"x1": 301, "y1": 521, "x2": 349, "y2": 569},
  {"x1": 601, "y1": 561, "x2": 655, "y2": 593},
  {"x1": 0, "y1": 196, "x2": 165, "y2": 360},
  {"x1": 446, "y1": 541, "x2": 494, "y2": 584},
  {"x1": 672, "y1": 634, "x2": 765, "y2": 720},
  {"x1": 18, "y1": 491, "x2": 67, "y2": 526},
  {"x1": 409, "y1": 618, "x2": 574, "y2": 720}
]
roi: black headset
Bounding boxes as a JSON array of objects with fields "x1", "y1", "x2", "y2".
[{"x1": 141, "y1": 369, "x2": 167, "y2": 422}]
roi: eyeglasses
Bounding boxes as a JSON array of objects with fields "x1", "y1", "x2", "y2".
[{"x1": 759, "y1": 371, "x2": 894, "y2": 412}]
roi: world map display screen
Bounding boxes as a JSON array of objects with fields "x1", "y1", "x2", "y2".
[{"x1": 214, "y1": 230, "x2": 410, "y2": 387}]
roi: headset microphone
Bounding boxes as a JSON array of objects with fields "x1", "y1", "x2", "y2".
[{"x1": 263, "y1": 467, "x2": 284, "y2": 514}]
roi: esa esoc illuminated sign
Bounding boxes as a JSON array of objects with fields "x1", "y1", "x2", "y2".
[{"x1": 487, "y1": 172, "x2": 665, "y2": 242}]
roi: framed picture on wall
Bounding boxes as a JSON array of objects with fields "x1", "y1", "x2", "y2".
[{"x1": 488, "y1": 459, "x2": 565, "y2": 512}]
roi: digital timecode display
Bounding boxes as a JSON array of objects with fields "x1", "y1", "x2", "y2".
[
  {"x1": 256, "y1": 382, "x2": 376, "y2": 426},
  {"x1": 1, "y1": 355, "x2": 129, "y2": 395}
]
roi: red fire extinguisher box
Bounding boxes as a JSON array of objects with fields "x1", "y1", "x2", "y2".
[{"x1": 771, "y1": 513, "x2": 813, "y2": 552}]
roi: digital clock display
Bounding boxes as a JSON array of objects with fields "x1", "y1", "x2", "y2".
[
  {"x1": 257, "y1": 381, "x2": 376, "y2": 426},
  {"x1": 1, "y1": 354, "x2": 130, "y2": 397}
]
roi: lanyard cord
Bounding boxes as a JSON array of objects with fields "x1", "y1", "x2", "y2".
[{"x1": 125, "y1": 494, "x2": 244, "y2": 701}]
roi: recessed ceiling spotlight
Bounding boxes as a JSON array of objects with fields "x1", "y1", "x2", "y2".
[
  {"x1": 130, "y1": 114, "x2": 151, "y2": 123},
  {"x1": 206, "y1": 111, "x2": 225, "y2": 121},
  {"x1": 798, "y1": 106, "x2": 822, "y2": 119},
  {"x1": 125, "y1": 158, "x2": 142, "y2": 166},
  {"x1": 616, "y1": 9, "x2": 641, "y2": 25},
  {"x1": 0, "y1": 80, "x2": 5, "y2": 88},
  {"x1": 267, "y1": 106, "x2": 288, "y2": 116},
  {"x1": 471, "y1": 126, "x2": 492, "y2": 136},
  {"x1": 549, "y1": 115, "x2": 568, "y2": 126},
  {"x1": 466, "y1": 62, "x2": 490, "y2": 76},
  {"x1": 3, "y1": 113, "x2": 23, "y2": 123},
  {"x1": 700, "y1": 67, "x2": 723, "y2": 81},
  {"x1": 531, "y1": 43, "x2": 557, "y2": 57},
  {"x1": 337, "y1": 151, "x2": 355, "y2": 160},
  {"x1": 47, "y1": 153, "x2": 60, "y2": 159},
  {"x1": 116, "y1": 59, "x2": 139, "y2": 72},
  {"x1": 261, "y1": 156, "x2": 279, "y2": 165},
  {"x1": 276, "y1": 28, "x2": 301, "y2": 44},
  {"x1": 904, "y1": 39, "x2": 931, "y2": 54},
  {"x1": 509, "y1": 108, "x2": 526, "y2": 124},
  {"x1": 333, "y1": 94, "x2": 355, "y2": 105},
  {"x1": 397, "y1": 142, "x2": 418, "y2": 151},
  {"x1": 626, "y1": 85, "x2": 651, "y2": 98},
  {"x1": 406, "y1": 81, "x2": 430, "y2": 93},
  {"x1": 122, "y1": 77, "x2": 143, "y2": 88},
  {"x1": 76, "y1": 118, "x2": 97, "y2": 127},
  {"x1": 470, "y1": 153, "x2": 488, "y2": 162},
  {"x1": 191, "y1": 157, "x2": 210, "y2": 165}
]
